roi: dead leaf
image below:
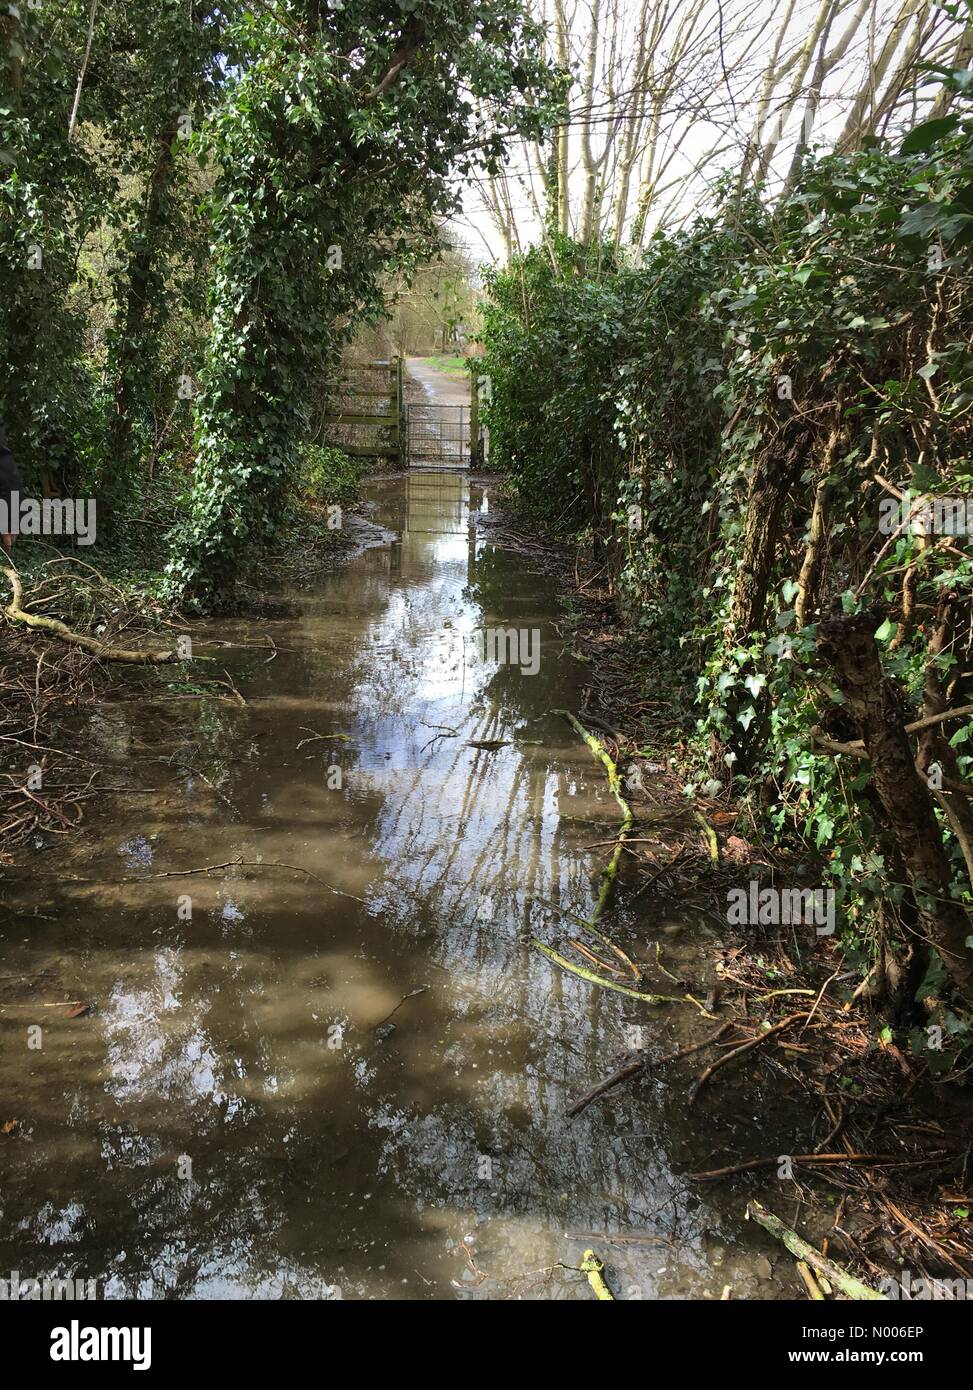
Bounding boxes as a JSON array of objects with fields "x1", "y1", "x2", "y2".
[{"x1": 63, "y1": 1002, "x2": 90, "y2": 1018}]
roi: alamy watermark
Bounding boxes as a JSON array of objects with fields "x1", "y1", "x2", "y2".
[
  {"x1": 0, "y1": 1269, "x2": 97, "y2": 1300},
  {"x1": 878, "y1": 495, "x2": 973, "y2": 538},
  {"x1": 481, "y1": 626, "x2": 540, "y2": 676},
  {"x1": 879, "y1": 1270, "x2": 972, "y2": 1300},
  {"x1": 0, "y1": 494, "x2": 97, "y2": 545},
  {"x1": 50, "y1": 1320, "x2": 151, "y2": 1370},
  {"x1": 726, "y1": 881, "x2": 835, "y2": 936}
]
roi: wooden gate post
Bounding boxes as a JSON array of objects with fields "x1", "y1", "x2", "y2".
[
  {"x1": 392, "y1": 355, "x2": 405, "y2": 467},
  {"x1": 469, "y1": 367, "x2": 479, "y2": 468}
]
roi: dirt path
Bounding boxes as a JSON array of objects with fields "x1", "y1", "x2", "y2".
[
  {"x1": 405, "y1": 356, "x2": 471, "y2": 406},
  {"x1": 404, "y1": 357, "x2": 473, "y2": 467}
]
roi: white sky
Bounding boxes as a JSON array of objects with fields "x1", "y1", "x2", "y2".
[{"x1": 449, "y1": 0, "x2": 963, "y2": 264}]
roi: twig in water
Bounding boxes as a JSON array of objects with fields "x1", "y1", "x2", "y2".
[
  {"x1": 297, "y1": 727, "x2": 351, "y2": 749},
  {"x1": 688, "y1": 1012, "x2": 810, "y2": 1103},
  {"x1": 554, "y1": 709, "x2": 633, "y2": 923},
  {"x1": 370, "y1": 986, "x2": 429, "y2": 1031},
  {"x1": 567, "y1": 1022, "x2": 734, "y2": 1118},
  {"x1": 27, "y1": 856, "x2": 365, "y2": 903},
  {"x1": 532, "y1": 938, "x2": 711, "y2": 1011}
]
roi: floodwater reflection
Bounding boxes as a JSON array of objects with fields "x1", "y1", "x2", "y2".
[{"x1": 0, "y1": 471, "x2": 790, "y2": 1300}]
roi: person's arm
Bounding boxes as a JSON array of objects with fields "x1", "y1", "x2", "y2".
[{"x1": 0, "y1": 424, "x2": 23, "y2": 553}]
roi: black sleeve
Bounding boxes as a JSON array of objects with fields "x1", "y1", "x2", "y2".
[{"x1": 0, "y1": 424, "x2": 24, "y2": 495}]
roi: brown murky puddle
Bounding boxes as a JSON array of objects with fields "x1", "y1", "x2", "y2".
[{"x1": 0, "y1": 471, "x2": 798, "y2": 1300}]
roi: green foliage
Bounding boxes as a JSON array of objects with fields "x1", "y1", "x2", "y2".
[
  {"x1": 0, "y1": 1, "x2": 112, "y2": 493},
  {"x1": 1, "y1": 0, "x2": 557, "y2": 601},
  {"x1": 480, "y1": 236, "x2": 641, "y2": 537},
  {"x1": 480, "y1": 120, "x2": 973, "y2": 1019},
  {"x1": 479, "y1": 219, "x2": 752, "y2": 683},
  {"x1": 299, "y1": 443, "x2": 364, "y2": 507},
  {"x1": 158, "y1": 0, "x2": 556, "y2": 606}
]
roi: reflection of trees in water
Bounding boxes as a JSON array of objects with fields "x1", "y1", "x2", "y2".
[
  {"x1": 0, "y1": 476, "x2": 724, "y2": 1298},
  {"x1": 369, "y1": 1088, "x2": 688, "y2": 1237}
]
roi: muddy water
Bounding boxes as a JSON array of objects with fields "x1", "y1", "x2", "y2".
[{"x1": 0, "y1": 472, "x2": 791, "y2": 1300}]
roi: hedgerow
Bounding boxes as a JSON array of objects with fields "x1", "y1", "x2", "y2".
[{"x1": 480, "y1": 105, "x2": 973, "y2": 1038}]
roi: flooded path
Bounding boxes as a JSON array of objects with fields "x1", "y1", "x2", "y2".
[{"x1": 0, "y1": 471, "x2": 794, "y2": 1300}]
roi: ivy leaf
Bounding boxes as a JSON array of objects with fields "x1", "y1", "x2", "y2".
[
  {"x1": 901, "y1": 115, "x2": 961, "y2": 154},
  {"x1": 898, "y1": 202, "x2": 973, "y2": 240},
  {"x1": 815, "y1": 814, "x2": 836, "y2": 848}
]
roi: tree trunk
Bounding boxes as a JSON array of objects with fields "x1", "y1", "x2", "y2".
[
  {"x1": 108, "y1": 122, "x2": 178, "y2": 480},
  {"x1": 817, "y1": 610, "x2": 973, "y2": 1005},
  {"x1": 730, "y1": 437, "x2": 805, "y2": 634}
]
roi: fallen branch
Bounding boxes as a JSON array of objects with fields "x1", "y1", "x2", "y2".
[
  {"x1": 297, "y1": 727, "x2": 351, "y2": 749},
  {"x1": 634, "y1": 845, "x2": 688, "y2": 896},
  {"x1": 567, "y1": 1022, "x2": 734, "y2": 1118},
  {"x1": 689, "y1": 1151, "x2": 939, "y2": 1181},
  {"x1": 24, "y1": 856, "x2": 365, "y2": 903},
  {"x1": 882, "y1": 1197, "x2": 973, "y2": 1278},
  {"x1": 3, "y1": 566, "x2": 178, "y2": 664},
  {"x1": 580, "y1": 1249, "x2": 614, "y2": 1300},
  {"x1": 580, "y1": 920, "x2": 642, "y2": 981},
  {"x1": 796, "y1": 1261, "x2": 826, "y2": 1300},
  {"x1": 688, "y1": 1013, "x2": 809, "y2": 1102},
  {"x1": 532, "y1": 939, "x2": 693, "y2": 1006},
  {"x1": 694, "y1": 810, "x2": 720, "y2": 864},
  {"x1": 370, "y1": 986, "x2": 428, "y2": 1032},
  {"x1": 554, "y1": 709, "x2": 633, "y2": 923},
  {"x1": 568, "y1": 938, "x2": 625, "y2": 976},
  {"x1": 567, "y1": 1056, "x2": 647, "y2": 1118},
  {"x1": 566, "y1": 1231, "x2": 672, "y2": 1247},
  {"x1": 746, "y1": 1200, "x2": 886, "y2": 1300},
  {"x1": 530, "y1": 895, "x2": 641, "y2": 980}
]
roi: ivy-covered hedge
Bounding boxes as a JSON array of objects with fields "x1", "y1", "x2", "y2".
[
  {"x1": 1, "y1": 0, "x2": 558, "y2": 604},
  {"x1": 480, "y1": 119, "x2": 973, "y2": 1037}
]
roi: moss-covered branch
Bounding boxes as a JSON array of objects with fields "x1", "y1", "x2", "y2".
[{"x1": 3, "y1": 567, "x2": 178, "y2": 664}]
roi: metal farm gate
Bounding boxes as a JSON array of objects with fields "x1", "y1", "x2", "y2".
[
  {"x1": 400, "y1": 469, "x2": 470, "y2": 534},
  {"x1": 405, "y1": 402, "x2": 471, "y2": 468}
]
